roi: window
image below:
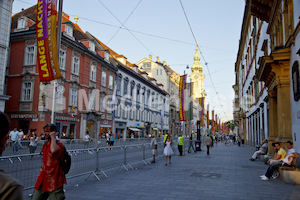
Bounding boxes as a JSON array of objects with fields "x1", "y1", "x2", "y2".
[
  {"x1": 24, "y1": 45, "x2": 35, "y2": 65},
  {"x1": 104, "y1": 52, "x2": 110, "y2": 62},
  {"x1": 21, "y1": 82, "x2": 32, "y2": 101},
  {"x1": 100, "y1": 96, "x2": 105, "y2": 112},
  {"x1": 292, "y1": 61, "x2": 300, "y2": 101},
  {"x1": 123, "y1": 78, "x2": 129, "y2": 95},
  {"x1": 70, "y1": 89, "x2": 78, "y2": 106},
  {"x1": 146, "y1": 90, "x2": 150, "y2": 106},
  {"x1": 136, "y1": 86, "x2": 140, "y2": 103},
  {"x1": 143, "y1": 62, "x2": 150, "y2": 68},
  {"x1": 66, "y1": 25, "x2": 73, "y2": 37},
  {"x1": 17, "y1": 18, "x2": 25, "y2": 29},
  {"x1": 90, "y1": 65, "x2": 96, "y2": 82},
  {"x1": 157, "y1": 69, "x2": 159, "y2": 75},
  {"x1": 101, "y1": 71, "x2": 107, "y2": 86},
  {"x1": 160, "y1": 69, "x2": 162, "y2": 75},
  {"x1": 72, "y1": 55, "x2": 80, "y2": 75},
  {"x1": 90, "y1": 42, "x2": 95, "y2": 52},
  {"x1": 56, "y1": 85, "x2": 64, "y2": 104},
  {"x1": 116, "y1": 74, "x2": 122, "y2": 95},
  {"x1": 59, "y1": 50, "x2": 66, "y2": 70},
  {"x1": 130, "y1": 81, "x2": 135, "y2": 98},
  {"x1": 136, "y1": 109, "x2": 140, "y2": 121},
  {"x1": 109, "y1": 75, "x2": 113, "y2": 90},
  {"x1": 89, "y1": 92, "x2": 95, "y2": 110}
]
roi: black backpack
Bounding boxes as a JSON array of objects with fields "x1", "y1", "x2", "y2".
[{"x1": 60, "y1": 146, "x2": 71, "y2": 174}]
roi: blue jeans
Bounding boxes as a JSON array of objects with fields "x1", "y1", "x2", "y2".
[
  {"x1": 12, "y1": 141, "x2": 18, "y2": 153},
  {"x1": 265, "y1": 161, "x2": 290, "y2": 178}
]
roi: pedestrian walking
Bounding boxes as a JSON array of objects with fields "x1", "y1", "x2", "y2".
[
  {"x1": 178, "y1": 134, "x2": 184, "y2": 156},
  {"x1": 237, "y1": 136, "x2": 241, "y2": 147},
  {"x1": 0, "y1": 111, "x2": 24, "y2": 200},
  {"x1": 188, "y1": 134, "x2": 196, "y2": 153},
  {"x1": 164, "y1": 135, "x2": 173, "y2": 165},
  {"x1": 150, "y1": 134, "x2": 157, "y2": 163},
  {"x1": 110, "y1": 134, "x2": 114, "y2": 149},
  {"x1": 241, "y1": 135, "x2": 245, "y2": 147},
  {"x1": 29, "y1": 129, "x2": 39, "y2": 157},
  {"x1": 204, "y1": 135, "x2": 212, "y2": 155},
  {"x1": 9, "y1": 128, "x2": 19, "y2": 153},
  {"x1": 18, "y1": 129, "x2": 24, "y2": 149},
  {"x1": 84, "y1": 131, "x2": 90, "y2": 149},
  {"x1": 32, "y1": 123, "x2": 66, "y2": 200}
]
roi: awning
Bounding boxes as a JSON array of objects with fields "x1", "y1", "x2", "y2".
[{"x1": 129, "y1": 128, "x2": 141, "y2": 132}]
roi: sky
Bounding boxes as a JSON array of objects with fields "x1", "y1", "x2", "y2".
[{"x1": 12, "y1": 0, "x2": 245, "y2": 122}]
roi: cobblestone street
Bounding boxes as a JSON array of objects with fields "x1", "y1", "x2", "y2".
[{"x1": 24, "y1": 142, "x2": 300, "y2": 200}]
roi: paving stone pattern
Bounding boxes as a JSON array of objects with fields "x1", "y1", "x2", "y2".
[{"x1": 24, "y1": 143, "x2": 300, "y2": 200}]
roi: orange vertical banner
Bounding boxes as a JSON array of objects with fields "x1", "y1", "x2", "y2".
[
  {"x1": 206, "y1": 104, "x2": 209, "y2": 129},
  {"x1": 179, "y1": 75, "x2": 187, "y2": 121},
  {"x1": 211, "y1": 110, "x2": 214, "y2": 134},
  {"x1": 198, "y1": 97, "x2": 205, "y2": 127},
  {"x1": 36, "y1": 0, "x2": 61, "y2": 82}
]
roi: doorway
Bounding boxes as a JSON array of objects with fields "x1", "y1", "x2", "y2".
[{"x1": 86, "y1": 120, "x2": 96, "y2": 138}]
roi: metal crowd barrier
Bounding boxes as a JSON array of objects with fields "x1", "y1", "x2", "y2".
[
  {"x1": 1, "y1": 141, "x2": 178, "y2": 190},
  {"x1": 0, "y1": 138, "x2": 198, "y2": 190}
]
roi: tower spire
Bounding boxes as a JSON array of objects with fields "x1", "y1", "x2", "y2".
[{"x1": 191, "y1": 45, "x2": 203, "y2": 72}]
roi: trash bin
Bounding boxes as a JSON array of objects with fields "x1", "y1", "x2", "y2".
[{"x1": 195, "y1": 140, "x2": 201, "y2": 151}]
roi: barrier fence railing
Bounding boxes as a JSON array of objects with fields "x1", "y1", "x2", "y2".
[{"x1": 1, "y1": 138, "x2": 200, "y2": 190}]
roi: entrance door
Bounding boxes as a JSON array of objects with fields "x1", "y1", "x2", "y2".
[
  {"x1": 18, "y1": 120, "x2": 30, "y2": 135},
  {"x1": 86, "y1": 120, "x2": 95, "y2": 138}
]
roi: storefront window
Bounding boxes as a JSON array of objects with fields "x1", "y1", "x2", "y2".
[{"x1": 69, "y1": 123, "x2": 75, "y2": 139}]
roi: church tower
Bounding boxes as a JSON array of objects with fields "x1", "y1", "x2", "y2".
[{"x1": 189, "y1": 46, "x2": 206, "y2": 98}]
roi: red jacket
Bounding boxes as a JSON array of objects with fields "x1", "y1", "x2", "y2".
[{"x1": 34, "y1": 140, "x2": 66, "y2": 192}]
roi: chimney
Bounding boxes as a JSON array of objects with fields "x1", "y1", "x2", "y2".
[
  {"x1": 149, "y1": 54, "x2": 152, "y2": 61},
  {"x1": 157, "y1": 56, "x2": 159, "y2": 62}
]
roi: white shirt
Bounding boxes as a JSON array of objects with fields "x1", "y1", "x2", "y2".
[
  {"x1": 29, "y1": 136, "x2": 39, "y2": 147},
  {"x1": 282, "y1": 148, "x2": 296, "y2": 165},
  {"x1": 18, "y1": 132, "x2": 24, "y2": 141},
  {"x1": 84, "y1": 134, "x2": 90, "y2": 142}
]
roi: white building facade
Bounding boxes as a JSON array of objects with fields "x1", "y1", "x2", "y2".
[
  {"x1": 114, "y1": 64, "x2": 169, "y2": 139},
  {"x1": 0, "y1": 0, "x2": 13, "y2": 111},
  {"x1": 136, "y1": 55, "x2": 180, "y2": 135}
]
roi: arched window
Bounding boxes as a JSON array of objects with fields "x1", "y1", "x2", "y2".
[
  {"x1": 136, "y1": 84, "x2": 141, "y2": 103},
  {"x1": 123, "y1": 77, "x2": 129, "y2": 95},
  {"x1": 116, "y1": 73, "x2": 123, "y2": 95}
]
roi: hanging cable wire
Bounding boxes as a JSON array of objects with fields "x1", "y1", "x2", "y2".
[
  {"x1": 179, "y1": 0, "x2": 226, "y2": 118},
  {"x1": 106, "y1": 0, "x2": 143, "y2": 45},
  {"x1": 97, "y1": 0, "x2": 155, "y2": 56}
]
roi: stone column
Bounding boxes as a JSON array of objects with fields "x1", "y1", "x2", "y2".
[
  {"x1": 267, "y1": 89, "x2": 278, "y2": 154},
  {"x1": 272, "y1": 63, "x2": 292, "y2": 143}
]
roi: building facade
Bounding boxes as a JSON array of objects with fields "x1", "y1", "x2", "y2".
[
  {"x1": 235, "y1": 0, "x2": 299, "y2": 152},
  {"x1": 136, "y1": 55, "x2": 179, "y2": 135},
  {"x1": 0, "y1": 0, "x2": 13, "y2": 111},
  {"x1": 6, "y1": 6, "x2": 117, "y2": 139},
  {"x1": 288, "y1": 0, "x2": 300, "y2": 152}
]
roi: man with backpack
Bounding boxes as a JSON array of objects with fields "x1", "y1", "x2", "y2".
[{"x1": 32, "y1": 123, "x2": 67, "y2": 200}]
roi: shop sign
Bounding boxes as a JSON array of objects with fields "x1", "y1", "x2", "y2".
[
  {"x1": 11, "y1": 114, "x2": 38, "y2": 119},
  {"x1": 103, "y1": 120, "x2": 108, "y2": 124},
  {"x1": 56, "y1": 116, "x2": 78, "y2": 122}
]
